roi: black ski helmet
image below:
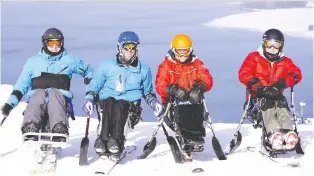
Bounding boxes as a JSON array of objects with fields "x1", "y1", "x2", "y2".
[
  {"x1": 41, "y1": 28, "x2": 64, "y2": 56},
  {"x1": 262, "y1": 28, "x2": 285, "y2": 61}
]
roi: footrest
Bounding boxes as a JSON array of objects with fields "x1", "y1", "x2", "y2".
[
  {"x1": 22, "y1": 132, "x2": 70, "y2": 148},
  {"x1": 182, "y1": 144, "x2": 204, "y2": 152}
]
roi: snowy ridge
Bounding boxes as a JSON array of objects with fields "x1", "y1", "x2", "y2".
[
  {"x1": 0, "y1": 84, "x2": 313, "y2": 176},
  {"x1": 204, "y1": 7, "x2": 313, "y2": 39}
]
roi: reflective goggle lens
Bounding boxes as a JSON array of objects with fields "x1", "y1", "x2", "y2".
[
  {"x1": 122, "y1": 43, "x2": 137, "y2": 50},
  {"x1": 264, "y1": 39, "x2": 282, "y2": 49},
  {"x1": 173, "y1": 48, "x2": 191, "y2": 57},
  {"x1": 46, "y1": 40, "x2": 62, "y2": 47}
]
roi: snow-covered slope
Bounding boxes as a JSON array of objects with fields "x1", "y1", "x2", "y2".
[
  {"x1": 203, "y1": 7, "x2": 313, "y2": 39},
  {"x1": 0, "y1": 84, "x2": 313, "y2": 176}
]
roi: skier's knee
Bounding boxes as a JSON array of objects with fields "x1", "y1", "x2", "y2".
[
  {"x1": 49, "y1": 89, "x2": 64, "y2": 99},
  {"x1": 32, "y1": 89, "x2": 46, "y2": 96},
  {"x1": 29, "y1": 89, "x2": 46, "y2": 102}
]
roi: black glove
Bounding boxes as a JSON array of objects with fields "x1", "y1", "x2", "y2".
[
  {"x1": 84, "y1": 78, "x2": 92, "y2": 85},
  {"x1": 260, "y1": 97, "x2": 276, "y2": 111},
  {"x1": 166, "y1": 84, "x2": 188, "y2": 101},
  {"x1": 166, "y1": 84, "x2": 179, "y2": 97},
  {"x1": 247, "y1": 77, "x2": 260, "y2": 90},
  {"x1": 176, "y1": 87, "x2": 188, "y2": 101},
  {"x1": 256, "y1": 86, "x2": 280, "y2": 99},
  {"x1": 271, "y1": 78, "x2": 286, "y2": 91},
  {"x1": 189, "y1": 80, "x2": 205, "y2": 104},
  {"x1": 1, "y1": 103, "x2": 13, "y2": 117}
]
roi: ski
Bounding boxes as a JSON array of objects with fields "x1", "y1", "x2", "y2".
[
  {"x1": 29, "y1": 144, "x2": 62, "y2": 174},
  {"x1": 94, "y1": 145, "x2": 136, "y2": 175},
  {"x1": 192, "y1": 168, "x2": 204, "y2": 173},
  {"x1": 0, "y1": 116, "x2": 7, "y2": 127},
  {"x1": 247, "y1": 146, "x2": 301, "y2": 168}
]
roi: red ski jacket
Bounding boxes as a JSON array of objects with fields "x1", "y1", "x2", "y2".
[
  {"x1": 155, "y1": 54, "x2": 213, "y2": 104},
  {"x1": 238, "y1": 48, "x2": 302, "y2": 96}
]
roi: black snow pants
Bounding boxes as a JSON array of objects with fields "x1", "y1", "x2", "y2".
[{"x1": 99, "y1": 97, "x2": 130, "y2": 141}]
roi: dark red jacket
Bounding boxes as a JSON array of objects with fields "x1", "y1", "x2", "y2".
[
  {"x1": 238, "y1": 48, "x2": 302, "y2": 96},
  {"x1": 155, "y1": 54, "x2": 213, "y2": 104}
]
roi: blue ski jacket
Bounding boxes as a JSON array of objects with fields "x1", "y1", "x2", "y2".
[
  {"x1": 7, "y1": 49, "x2": 93, "y2": 108},
  {"x1": 85, "y1": 57, "x2": 156, "y2": 103}
]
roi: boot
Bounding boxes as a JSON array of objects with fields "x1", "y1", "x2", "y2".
[
  {"x1": 180, "y1": 135, "x2": 196, "y2": 151},
  {"x1": 192, "y1": 135, "x2": 205, "y2": 145},
  {"x1": 269, "y1": 132, "x2": 283, "y2": 150},
  {"x1": 94, "y1": 138, "x2": 107, "y2": 155},
  {"x1": 21, "y1": 121, "x2": 40, "y2": 141},
  {"x1": 283, "y1": 131, "x2": 298, "y2": 150},
  {"x1": 51, "y1": 121, "x2": 68, "y2": 142},
  {"x1": 187, "y1": 135, "x2": 205, "y2": 152},
  {"x1": 107, "y1": 138, "x2": 121, "y2": 154}
]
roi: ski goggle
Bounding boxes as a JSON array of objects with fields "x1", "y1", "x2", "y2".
[
  {"x1": 122, "y1": 43, "x2": 138, "y2": 51},
  {"x1": 264, "y1": 39, "x2": 282, "y2": 49},
  {"x1": 173, "y1": 48, "x2": 192, "y2": 57},
  {"x1": 46, "y1": 40, "x2": 62, "y2": 47}
]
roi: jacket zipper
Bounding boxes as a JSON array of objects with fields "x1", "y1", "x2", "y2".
[
  {"x1": 269, "y1": 62, "x2": 274, "y2": 84},
  {"x1": 119, "y1": 74, "x2": 122, "y2": 84},
  {"x1": 57, "y1": 66, "x2": 68, "y2": 74},
  {"x1": 187, "y1": 75, "x2": 191, "y2": 89}
]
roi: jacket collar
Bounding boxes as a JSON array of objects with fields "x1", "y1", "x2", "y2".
[
  {"x1": 165, "y1": 51, "x2": 197, "y2": 64},
  {"x1": 38, "y1": 49, "x2": 67, "y2": 61},
  {"x1": 257, "y1": 45, "x2": 284, "y2": 63},
  {"x1": 113, "y1": 56, "x2": 141, "y2": 73}
]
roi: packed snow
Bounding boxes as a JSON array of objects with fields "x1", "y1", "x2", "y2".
[
  {"x1": 0, "y1": 84, "x2": 313, "y2": 176},
  {"x1": 203, "y1": 7, "x2": 313, "y2": 39}
]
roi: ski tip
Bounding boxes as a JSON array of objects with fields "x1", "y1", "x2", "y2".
[
  {"x1": 95, "y1": 171, "x2": 106, "y2": 175},
  {"x1": 192, "y1": 168, "x2": 204, "y2": 173},
  {"x1": 137, "y1": 155, "x2": 146, "y2": 160},
  {"x1": 217, "y1": 154, "x2": 227, "y2": 160},
  {"x1": 287, "y1": 162, "x2": 301, "y2": 168}
]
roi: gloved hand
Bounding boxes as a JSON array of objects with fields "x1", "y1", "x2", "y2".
[
  {"x1": 176, "y1": 87, "x2": 188, "y2": 101},
  {"x1": 84, "y1": 77, "x2": 92, "y2": 85},
  {"x1": 256, "y1": 86, "x2": 280, "y2": 99},
  {"x1": 166, "y1": 84, "x2": 187, "y2": 101},
  {"x1": 247, "y1": 77, "x2": 260, "y2": 91},
  {"x1": 189, "y1": 80, "x2": 205, "y2": 104},
  {"x1": 151, "y1": 99, "x2": 164, "y2": 117},
  {"x1": 1, "y1": 103, "x2": 13, "y2": 117},
  {"x1": 271, "y1": 78, "x2": 286, "y2": 91},
  {"x1": 83, "y1": 99, "x2": 93, "y2": 116},
  {"x1": 166, "y1": 84, "x2": 178, "y2": 97}
]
